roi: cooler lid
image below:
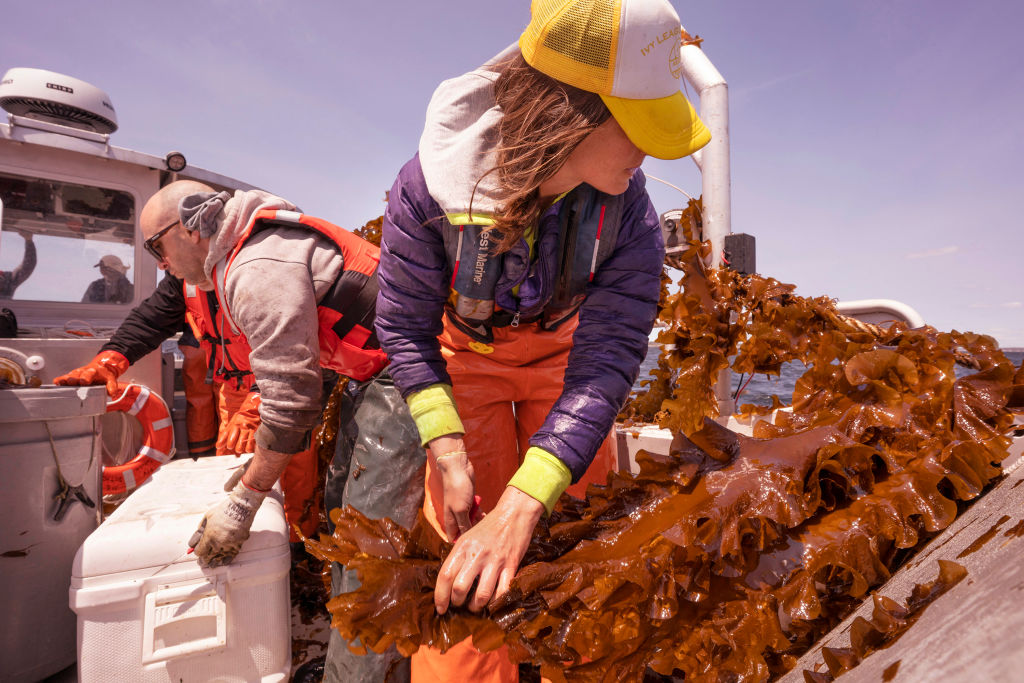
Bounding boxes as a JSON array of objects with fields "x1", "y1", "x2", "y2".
[
  {"x1": 72, "y1": 457, "x2": 288, "y2": 578},
  {"x1": 0, "y1": 384, "x2": 107, "y2": 422}
]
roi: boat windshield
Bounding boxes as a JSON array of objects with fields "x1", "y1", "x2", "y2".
[{"x1": 0, "y1": 171, "x2": 137, "y2": 305}]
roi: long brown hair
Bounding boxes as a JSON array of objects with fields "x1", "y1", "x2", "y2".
[{"x1": 472, "y1": 53, "x2": 611, "y2": 253}]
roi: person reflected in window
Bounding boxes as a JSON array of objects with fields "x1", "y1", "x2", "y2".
[
  {"x1": 0, "y1": 232, "x2": 36, "y2": 299},
  {"x1": 82, "y1": 254, "x2": 134, "y2": 304}
]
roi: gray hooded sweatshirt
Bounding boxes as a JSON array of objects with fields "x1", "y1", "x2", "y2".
[{"x1": 204, "y1": 190, "x2": 343, "y2": 453}]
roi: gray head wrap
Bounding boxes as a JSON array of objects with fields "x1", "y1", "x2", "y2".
[{"x1": 178, "y1": 191, "x2": 232, "y2": 238}]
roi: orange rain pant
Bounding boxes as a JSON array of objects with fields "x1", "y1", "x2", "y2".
[
  {"x1": 216, "y1": 381, "x2": 319, "y2": 541},
  {"x1": 411, "y1": 317, "x2": 617, "y2": 683},
  {"x1": 181, "y1": 344, "x2": 219, "y2": 458}
]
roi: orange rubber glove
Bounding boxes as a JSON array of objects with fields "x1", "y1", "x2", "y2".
[
  {"x1": 54, "y1": 350, "x2": 130, "y2": 396},
  {"x1": 220, "y1": 391, "x2": 260, "y2": 455}
]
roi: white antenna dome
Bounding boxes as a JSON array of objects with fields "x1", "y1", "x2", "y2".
[{"x1": 0, "y1": 67, "x2": 117, "y2": 134}]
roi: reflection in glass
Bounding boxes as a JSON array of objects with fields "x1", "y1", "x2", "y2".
[
  {"x1": 81, "y1": 254, "x2": 134, "y2": 304},
  {"x1": 0, "y1": 172, "x2": 136, "y2": 304},
  {"x1": 0, "y1": 233, "x2": 36, "y2": 298}
]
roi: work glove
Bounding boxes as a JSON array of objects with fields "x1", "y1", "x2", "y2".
[
  {"x1": 188, "y1": 458, "x2": 267, "y2": 567},
  {"x1": 219, "y1": 391, "x2": 260, "y2": 455},
  {"x1": 54, "y1": 350, "x2": 130, "y2": 396}
]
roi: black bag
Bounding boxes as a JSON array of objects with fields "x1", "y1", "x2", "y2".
[{"x1": 0, "y1": 308, "x2": 17, "y2": 338}]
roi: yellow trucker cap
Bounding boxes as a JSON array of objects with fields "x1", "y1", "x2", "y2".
[{"x1": 519, "y1": 0, "x2": 711, "y2": 160}]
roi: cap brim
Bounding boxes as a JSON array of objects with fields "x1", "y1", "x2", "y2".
[{"x1": 601, "y1": 91, "x2": 711, "y2": 160}]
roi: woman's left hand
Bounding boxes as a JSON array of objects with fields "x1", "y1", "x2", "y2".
[
  {"x1": 429, "y1": 435, "x2": 478, "y2": 539},
  {"x1": 434, "y1": 485, "x2": 545, "y2": 614}
]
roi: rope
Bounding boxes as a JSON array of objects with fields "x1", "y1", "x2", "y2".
[
  {"x1": 0, "y1": 357, "x2": 26, "y2": 385},
  {"x1": 44, "y1": 418, "x2": 97, "y2": 521},
  {"x1": 44, "y1": 419, "x2": 97, "y2": 484},
  {"x1": 645, "y1": 174, "x2": 697, "y2": 203},
  {"x1": 43, "y1": 421, "x2": 67, "y2": 481},
  {"x1": 822, "y1": 308, "x2": 886, "y2": 339},
  {"x1": 823, "y1": 309, "x2": 979, "y2": 369},
  {"x1": 100, "y1": 412, "x2": 136, "y2": 468}
]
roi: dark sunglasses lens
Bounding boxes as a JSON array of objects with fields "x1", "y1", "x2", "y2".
[
  {"x1": 145, "y1": 221, "x2": 176, "y2": 261},
  {"x1": 144, "y1": 239, "x2": 162, "y2": 260}
]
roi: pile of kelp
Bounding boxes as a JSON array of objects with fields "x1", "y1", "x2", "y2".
[{"x1": 306, "y1": 206, "x2": 1024, "y2": 682}]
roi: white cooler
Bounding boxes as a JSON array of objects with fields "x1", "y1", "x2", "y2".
[{"x1": 70, "y1": 457, "x2": 292, "y2": 682}]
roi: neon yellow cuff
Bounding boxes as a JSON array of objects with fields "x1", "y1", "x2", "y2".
[
  {"x1": 507, "y1": 446, "x2": 571, "y2": 516},
  {"x1": 444, "y1": 212, "x2": 495, "y2": 226},
  {"x1": 406, "y1": 383, "x2": 465, "y2": 446}
]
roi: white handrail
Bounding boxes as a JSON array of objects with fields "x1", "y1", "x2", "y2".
[
  {"x1": 678, "y1": 35, "x2": 734, "y2": 416},
  {"x1": 836, "y1": 299, "x2": 926, "y2": 328},
  {"x1": 678, "y1": 39, "x2": 731, "y2": 269}
]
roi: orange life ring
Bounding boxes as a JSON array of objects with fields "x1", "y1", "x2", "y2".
[{"x1": 102, "y1": 383, "x2": 176, "y2": 495}]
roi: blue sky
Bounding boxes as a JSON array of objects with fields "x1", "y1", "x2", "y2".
[{"x1": 2, "y1": 0, "x2": 1021, "y2": 346}]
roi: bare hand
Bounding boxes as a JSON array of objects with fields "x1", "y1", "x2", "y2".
[
  {"x1": 434, "y1": 485, "x2": 544, "y2": 614},
  {"x1": 428, "y1": 435, "x2": 478, "y2": 539}
]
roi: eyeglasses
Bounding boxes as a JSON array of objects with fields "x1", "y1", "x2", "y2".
[{"x1": 143, "y1": 219, "x2": 179, "y2": 262}]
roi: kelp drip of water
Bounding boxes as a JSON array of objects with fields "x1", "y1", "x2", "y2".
[{"x1": 307, "y1": 234, "x2": 1023, "y2": 682}]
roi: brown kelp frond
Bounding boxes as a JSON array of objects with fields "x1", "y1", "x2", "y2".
[
  {"x1": 800, "y1": 559, "x2": 967, "y2": 681},
  {"x1": 310, "y1": 232, "x2": 1018, "y2": 682}
]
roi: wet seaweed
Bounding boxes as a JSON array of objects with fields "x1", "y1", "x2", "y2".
[
  {"x1": 801, "y1": 559, "x2": 967, "y2": 681},
  {"x1": 307, "y1": 232, "x2": 1020, "y2": 681},
  {"x1": 353, "y1": 212, "x2": 384, "y2": 247}
]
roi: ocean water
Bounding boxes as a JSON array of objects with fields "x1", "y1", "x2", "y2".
[{"x1": 634, "y1": 346, "x2": 1024, "y2": 409}]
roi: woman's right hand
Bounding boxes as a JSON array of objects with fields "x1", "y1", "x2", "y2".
[
  {"x1": 434, "y1": 485, "x2": 545, "y2": 614},
  {"x1": 428, "y1": 434, "x2": 479, "y2": 539}
]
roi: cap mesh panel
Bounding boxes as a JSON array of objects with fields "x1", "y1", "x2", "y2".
[
  {"x1": 522, "y1": 0, "x2": 563, "y2": 53},
  {"x1": 542, "y1": 0, "x2": 615, "y2": 69}
]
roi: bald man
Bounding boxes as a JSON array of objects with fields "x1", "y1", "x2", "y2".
[
  {"x1": 141, "y1": 181, "x2": 426, "y2": 681},
  {"x1": 59, "y1": 183, "x2": 316, "y2": 538},
  {"x1": 141, "y1": 181, "x2": 335, "y2": 562},
  {"x1": 140, "y1": 180, "x2": 421, "y2": 553}
]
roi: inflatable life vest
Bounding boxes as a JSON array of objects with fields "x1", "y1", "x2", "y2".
[
  {"x1": 213, "y1": 210, "x2": 388, "y2": 382},
  {"x1": 442, "y1": 184, "x2": 624, "y2": 342},
  {"x1": 183, "y1": 283, "x2": 255, "y2": 391},
  {"x1": 102, "y1": 383, "x2": 176, "y2": 495}
]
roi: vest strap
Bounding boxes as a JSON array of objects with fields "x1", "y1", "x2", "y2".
[{"x1": 321, "y1": 270, "x2": 381, "y2": 350}]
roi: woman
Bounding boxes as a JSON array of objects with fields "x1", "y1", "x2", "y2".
[{"x1": 375, "y1": 0, "x2": 710, "y2": 679}]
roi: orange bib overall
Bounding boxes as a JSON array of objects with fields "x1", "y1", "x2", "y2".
[{"x1": 412, "y1": 315, "x2": 617, "y2": 683}]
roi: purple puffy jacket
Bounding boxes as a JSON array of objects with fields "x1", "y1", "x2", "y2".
[{"x1": 375, "y1": 154, "x2": 663, "y2": 481}]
